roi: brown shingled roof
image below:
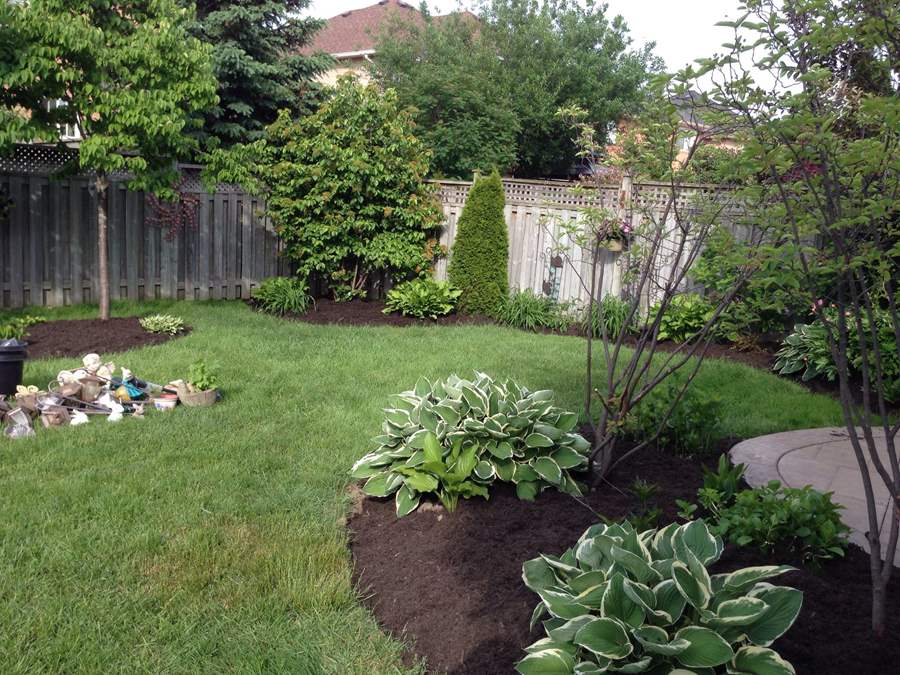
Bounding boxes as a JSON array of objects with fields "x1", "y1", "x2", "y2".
[{"x1": 304, "y1": 0, "x2": 423, "y2": 56}]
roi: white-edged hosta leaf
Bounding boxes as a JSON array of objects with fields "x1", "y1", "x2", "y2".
[
  {"x1": 610, "y1": 545, "x2": 661, "y2": 585},
  {"x1": 674, "y1": 626, "x2": 734, "y2": 668},
  {"x1": 731, "y1": 646, "x2": 796, "y2": 675},
  {"x1": 530, "y1": 602, "x2": 548, "y2": 631},
  {"x1": 533, "y1": 457, "x2": 563, "y2": 484},
  {"x1": 565, "y1": 433, "x2": 591, "y2": 453},
  {"x1": 493, "y1": 459, "x2": 515, "y2": 481},
  {"x1": 570, "y1": 570, "x2": 606, "y2": 593},
  {"x1": 745, "y1": 585, "x2": 803, "y2": 646},
  {"x1": 533, "y1": 423, "x2": 563, "y2": 441},
  {"x1": 556, "y1": 411, "x2": 579, "y2": 432},
  {"x1": 672, "y1": 561, "x2": 711, "y2": 610},
  {"x1": 574, "y1": 661, "x2": 609, "y2": 675},
  {"x1": 678, "y1": 520, "x2": 722, "y2": 565},
  {"x1": 515, "y1": 648, "x2": 575, "y2": 675},
  {"x1": 517, "y1": 480, "x2": 541, "y2": 501},
  {"x1": 526, "y1": 433, "x2": 555, "y2": 448},
  {"x1": 522, "y1": 557, "x2": 557, "y2": 592},
  {"x1": 489, "y1": 441, "x2": 514, "y2": 459},
  {"x1": 403, "y1": 470, "x2": 439, "y2": 493},
  {"x1": 395, "y1": 485, "x2": 420, "y2": 517},
  {"x1": 537, "y1": 588, "x2": 591, "y2": 619},
  {"x1": 548, "y1": 615, "x2": 595, "y2": 643},
  {"x1": 432, "y1": 404, "x2": 460, "y2": 427},
  {"x1": 474, "y1": 460, "x2": 495, "y2": 480},
  {"x1": 632, "y1": 625, "x2": 690, "y2": 656},
  {"x1": 723, "y1": 566, "x2": 795, "y2": 593},
  {"x1": 602, "y1": 574, "x2": 645, "y2": 628},
  {"x1": 573, "y1": 617, "x2": 633, "y2": 659},
  {"x1": 652, "y1": 579, "x2": 686, "y2": 626},
  {"x1": 609, "y1": 656, "x2": 653, "y2": 672},
  {"x1": 384, "y1": 408, "x2": 411, "y2": 427},
  {"x1": 514, "y1": 463, "x2": 540, "y2": 483},
  {"x1": 551, "y1": 446, "x2": 587, "y2": 469},
  {"x1": 707, "y1": 597, "x2": 768, "y2": 626},
  {"x1": 362, "y1": 471, "x2": 404, "y2": 497}
]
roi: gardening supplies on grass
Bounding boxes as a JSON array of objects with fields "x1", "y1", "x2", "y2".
[
  {"x1": 3, "y1": 406, "x2": 34, "y2": 439},
  {"x1": 0, "y1": 339, "x2": 27, "y2": 396}
]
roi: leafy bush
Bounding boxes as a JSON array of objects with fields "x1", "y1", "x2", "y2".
[
  {"x1": 0, "y1": 314, "x2": 44, "y2": 340},
  {"x1": 351, "y1": 373, "x2": 590, "y2": 516},
  {"x1": 251, "y1": 277, "x2": 312, "y2": 316},
  {"x1": 626, "y1": 381, "x2": 723, "y2": 456},
  {"x1": 518, "y1": 519, "x2": 801, "y2": 675},
  {"x1": 383, "y1": 278, "x2": 461, "y2": 319},
  {"x1": 499, "y1": 289, "x2": 575, "y2": 332},
  {"x1": 585, "y1": 295, "x2": 631, "y2": 339},
  {"x1": 257, "y1": 79, "x2": 442, "y2": 300},
  {"x1": 187, "y1": 361, "x2": 218, "y2": 392},
  {"x1": 774, "y1": 308, "x2": 900, "y2": 399},
  {"x1": 649, "y1": 293, "x2": 714, "y2": 343},
  {"x1": 701, "y1": 455, "x2": 746, "y2": 505},
  {"x1": 139, "y1": 314, "x2": 184, "y2": 335},
  {"x1": 448, "y1": 170, "x2": 509, "y2": 315},
  {"x1": 707, "y1": 481, "x2": 850, "y2": 563}
]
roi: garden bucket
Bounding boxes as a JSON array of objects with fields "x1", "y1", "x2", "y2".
[
  {"x1": 177, "y1": 385, "x2": 217, "y2": 408},
  {"x1": 0, "y1": 339, "x2": 27, "y2": 396}
]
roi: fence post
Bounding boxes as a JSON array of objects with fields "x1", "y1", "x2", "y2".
[{"x1": 612, "y1": 172, "x2": 633, "y2": 299}]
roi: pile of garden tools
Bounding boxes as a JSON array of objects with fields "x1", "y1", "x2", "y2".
[{"x1": 1, "y1": 352, "x2": 185, "y2": 439}]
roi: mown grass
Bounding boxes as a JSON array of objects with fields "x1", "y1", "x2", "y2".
[{"x1": 0, "y1": 301, "x2": 843, "y2": 673}]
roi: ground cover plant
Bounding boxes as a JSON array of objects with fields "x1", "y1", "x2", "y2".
[
  {"x1": 383, "y1": 278, "x2": 460, "y2": 320},
  {"x1": 351, "y1": 373, "x2": 591, "y2": 516},
  {"x1": 139, "y1": 314, "x2": 185, "y2": 336},
  {"x1": 519, "y1": 519, "x2": 801, "y2": 675},
  {"x1": 0, "y1": 300, "x2": 846, "y2": 672},
  {"x1": 0, "y1": 314, "x2": 44, "y2": 340}
]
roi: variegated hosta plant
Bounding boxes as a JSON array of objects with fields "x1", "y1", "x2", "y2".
[
  {"x1": 518, "y1": 519, "x2": 801, "y2": 675},
  {"x1": 350, "y1": 372, "x2": 591, "y2": 516}
]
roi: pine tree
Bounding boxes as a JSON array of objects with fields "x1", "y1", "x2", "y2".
[
  {"x1": 448, "y1": 171, "x2": 509, "y2": 314},
  {"x1": 190, "y1": 1, "x2": 332, "y2": 148}
]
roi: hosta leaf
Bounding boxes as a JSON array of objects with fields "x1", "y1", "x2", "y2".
[
  {"x1": 533, "y1": 457, "x2": 563, "y2": 484},
  {"x1": 514, "y1": 463, "x2": 540, "y2": 483},
  {"x1": 564, "y1": 433, "x2": 591, "y2": 453},
  {"x1": 461, "y1": 385, "x2": 486, "y2": 412},
  {"x1": 530, "y1": 602, "x2": 548, "y2": 631},
  {"x1": 404, "y1": 450, "x2": 425, "y2": 467},
  {"x1": 395, "y1": 485, "x2": 420, "y2": 517},
  {"x1": 570, "y1": 570, "x2": 606, "y2": 593},
  {"x1": 610, "y1": 545, "x2": 661, "y2": 585},
  {"x1": 453, "y1": 445, "x2": 479, "y2": 480},
  {"x1": 474, "y1": 460, "x2": 495, "y2": 480},
  {"x1": 538, "y1": 588, "x2": 591, "y2": 619},
  {"x1": 556, "y1": 411, "x2": 579, "y2": 432},
  {"x1": 652, "y1": 523, "x2": 678, "y2": 559},
  {"x1": 723, "y1": 566, "x2": 794, "y2": 593},
  {"x1": 707, "y1": 597, "x2": 768, "y2": 626},
  {"x1": 407, "y1": 429, "x2": 430, "y2": 450},
  {"x1": 674, "y1": 626, "x2": 734, "y2": 668},
  {"x1": 530, "y1": 389, "x2": 555, "y2": 402},
  {"x1": 493, "y1": 458, "x2": 515, "y2": 481},
  {"x1": 525, "y1": 637, "x2": 577, "y2": 656},
  {"x1": 574, "y1": 617, "x2": 633, "y2": 659},
  {"x1": 672, "y1": 561, "x2": 711, "y2": 610},
  {"x1": 523, "y1": 557, "x2": 558, "y2": 592},
  {"x1": 533, "y1": 424, "x2": 563, "y2": 441},
  {"x1": 362, "y1": 471, "x2": 404, "y2": 497},
  {"x1": 384, "y1": 409, "x2": 411, "y2": 427},
  {"x1": 574, "y1": 584, "x2": 607, "y2": 607},
  {"x1": 414, "y1": 376, "x2": 431, "y2": 398},
  {"x1": 745, "y1": 585, "x2": 803, "y2": 646},
  {"x1": 516, "y1": 648, "x2": 575, "y2": 675},
  {"x1": 609, "y1": 656, "x2": 653, "y2": 672},
  {"x1": 632, "y1": 625, "x2": 689, "y2": 656},
  {"x1": 403, "y1": 470, "x2": 439, "y2": 493},
  {"x1": 418, "y1": 407, "x2": 439, "y2": 434},
  {"x1": 678, "y1": 520, "x2": 722, "y2": 566},
  {"x1": 517, "y1": 480, "x2": 541, "y2": 501},
  {"x1": 433, "y1": 404, "x2": 460, "y2": 427},
  {"x1": 653, "y1": 579, "x2": 686, "y2": 626},
  {"x1": 489, "y1": 441, "x2": 514, "y2": 460},
  {"x1": 526, "y1": 433, "x2": 555, "y2": 448},
  {"x1": 548, "y1": 615, "x2": 595, "y2": 643},
  {"x1": 574, "y1": 661, "x2": 609, "y2": 675},
  {"x1": 602, "y1": 574, "x2": 645, "y2": 628},
  {"x1": 731, "y1": 646, "x2": 796, "y2": 675},
  {"x1": 551, "y1": 446, "x2": 587, "y2": 469}
]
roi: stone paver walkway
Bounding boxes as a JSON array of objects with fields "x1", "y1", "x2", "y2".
[{"x1": 730, "y1": 428, "x2": 899, "y2": 564}]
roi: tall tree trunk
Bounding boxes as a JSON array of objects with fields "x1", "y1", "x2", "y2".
[{"x1": 96, "y1": 172, "x2": 110, "y2": 321}]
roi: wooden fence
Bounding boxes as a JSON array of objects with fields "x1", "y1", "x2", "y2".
[{"x1": 1, "y1": 144, "x2": 733, "y2": 309}]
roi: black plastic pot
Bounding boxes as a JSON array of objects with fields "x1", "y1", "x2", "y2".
[{"x1": 0, "y1": 339, "x2": 27, "y2": 396}]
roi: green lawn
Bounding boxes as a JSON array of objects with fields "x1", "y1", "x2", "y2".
[{"x1": 0, "y1": 301, "x2": 843, "y2": 673}]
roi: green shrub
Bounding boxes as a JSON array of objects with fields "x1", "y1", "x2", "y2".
[
  {"x1": 351, "y1": 373, "x2": 590, "y2": 516},
  {"x1": 626, "y1": 381, "x2": 723, "y2": 456},
  {"x1": 448, "y1": 170, "x2": 509, "y2": 315},
  {"x1": 499, "y1": 289, "x2": 575, "y2": 332},
  {"x1": 0, "y1": 314, "x2": 44, "y2": 340},
  {"x1": 187, "y1": 361, "x2": 218, "y2": 392},
  {"x1": 139, "y1": 314, "x2": 185, "y2": 335},
  {"x1": 383, "y1": 278, "x2": 461, "y2": 319},
  {"x1": 518, "y1": 519, "x2": 801, "y2": 675},
  {"x1": 585, "y1": 295, "x2": 631, "y2": 339},
  {"x1": 649, "y1": 293, "x2": 714, "y2": 343},
  {"x1": 257, "y1": 79, "x2": 442, "y2": 300},
  {"x1": 252, "y1": 277, "x2": 312, "y2": 316},
  {"x1": 707, "y1": 481, "x2": 850, "y2": 563}
]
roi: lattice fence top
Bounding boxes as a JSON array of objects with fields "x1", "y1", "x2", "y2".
[
  {"x1": 0, "y1": 143, "x2": 81, "y2": 175},
  {"x1": 433, "y1": 178, "x2": 620, "y2": 209}
]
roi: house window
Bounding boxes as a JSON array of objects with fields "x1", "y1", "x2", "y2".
[{"x1": 46, "y1": 99, "x2": 80, "y2": 141}]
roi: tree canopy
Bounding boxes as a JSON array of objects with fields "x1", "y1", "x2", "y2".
[
  {"x1": 188, "y1": 0, "x2": 332, "y2": 148},
  {"x1": 373, "y1": 0, "x2": 660, "y2": 178}
]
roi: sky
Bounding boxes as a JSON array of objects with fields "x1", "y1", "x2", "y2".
[{"x1": 304, "y1": 0, "x2": 746, "y2": 73}]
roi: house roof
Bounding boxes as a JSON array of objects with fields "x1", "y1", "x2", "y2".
[{"x1": 304, "y1": 0, "x2": 477, "y2": 57}]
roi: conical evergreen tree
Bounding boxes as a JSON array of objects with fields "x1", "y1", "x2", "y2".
[
  {"x1": 448, "y1": 171, "x2": 509, "y2": 314},
  {"x1": 189, "y1": 1, "x2": 332, "y2": 148}
]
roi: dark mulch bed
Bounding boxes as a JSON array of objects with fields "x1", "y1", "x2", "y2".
[
  {"x1": 23, "y1": 317, "x2": 187, "y2": 360},
  {"x1": 349, "y1": 441, "x2": 900, "y2": 674},
  {"x1": 253, "y1": 298, "x2": 494, "y2": 328}
]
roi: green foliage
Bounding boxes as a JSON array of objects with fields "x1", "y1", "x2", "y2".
[
  {"x1": 627, "y1": 381, "x2": 723, "y2": 457},
  {"x1": 373, "y1": 0, "x2": 659, "y2": 177},
  {"x1": 692, "y1": 228, "x2": 805, "y2": 341},
  {"x1": 585, "y1": 295, "x2": 631, "y2": 339},
  {"x1": 138, "y1": 314, "x2": 185, "y2": 336},
  {"x1": 650, "y1": 294, "x2": 714, "y2": 343},
  {"x1": 774, "y1": 309, "x2": 900, "y2": 399},
  {"x1": 251, "y1": 277, "x2": 312, "y2": 316},
  {"x1": 0, "y1": 0, "x2": 216, "y2": 196},
  {"x1": 448, "y1": 171, "x2": 509, "y2": 315},
  {"x1": 187, "y1": 360, "x2": 218, "y2": 392},
  {"x1": 0, "y1": 315, "x2": 44, "y2": 341},
  {"x1": 706, "y1": 482, "x2": 850, "y2": 564},
  {"x1": 383, "y1": 278, "x2": 461, "y2": 320},
  {"x1": 187, "y1": 1, "x2": 331, "y2": 148},
  {"x1": 519, "y1": 519, "x2": 801, "y2": 675},
  {"x1": 251, "y1": 79, "x2": 442, "y2": 300},
  {"x1": 702, "y1": 455, "x2": 746, "y2": 506},
  {"x1": 499, "y1": 289, "x2": 575, "y2": 332},
  {"x1": 627, "y1": 478, "x2": 662, "y2": 531},
  {"x1": 351, "y1": 373, "x2": 590, "y2": 517}
]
